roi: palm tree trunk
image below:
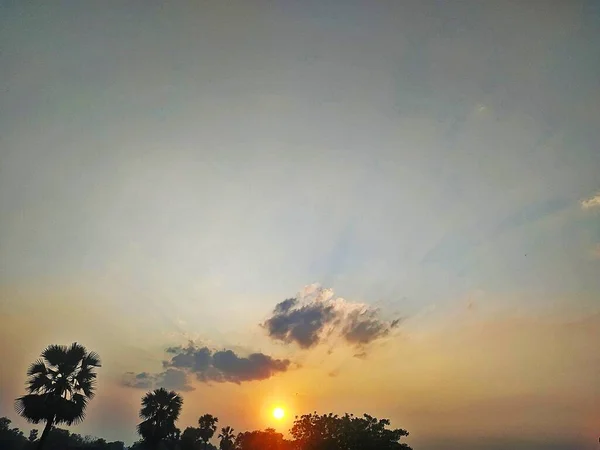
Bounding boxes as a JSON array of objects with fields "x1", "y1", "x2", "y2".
[{"x1": 36, "y1": 416, "x2": 54, "y2": 450}]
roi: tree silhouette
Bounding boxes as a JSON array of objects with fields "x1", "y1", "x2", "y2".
[
  {"x1": 28, "y1": 429, "x2": 38, "y2": 442},
  {"x1": 137, "y1": 388, "x2": 183, "y2": 450},
  {"x1": 14, "y1": 343, "x2": 101, "y2": 450},
  {"x1": 181, "y1": 426, "x2": 202, "y2": 450},
  {"x1": 197, "y1": 414, "x2": 218, "y2": 450},
  {"x1": 218, "y1": 426, "x2": 235, "y2": 450},
  {"x1": 235, "y1": 428, "x2": 292, "y2": 450},
  {"x1": 291, "y1": 413, "x2": 411, "y2": 450}
]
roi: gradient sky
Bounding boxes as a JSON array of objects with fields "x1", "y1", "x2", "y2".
[{"x1": 1, "y1": 1, "x2": 600, "y2": 449}]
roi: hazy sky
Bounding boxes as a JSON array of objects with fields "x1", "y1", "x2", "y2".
[{"x1": 1, "y1": 1, "x2": 599, "y2": 449}]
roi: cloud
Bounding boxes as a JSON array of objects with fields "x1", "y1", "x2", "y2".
[
  {"x1": 263, "y1": 298, "x2": 337, "y2": 349},
  {"x1": 262, "y1": 284, "x2": 401, "y2": 349},
  {"x1": 342, "y1": 310, "x2": 402, "y2": 346},
  {"x1": 123, "y1": 345, "x2": 290, "y2": 388},
  {"x1": 163, "y1": 345, "x2": 290, "y2": 384},
  {"x1": 207, "y1": 350, "x2": 291, "y2": 383},
  {"x1": 580, "y1": 192, "x2": 600, "y2": 209},
  {"x1": 165, "y1": 344, "x2": 212, "y2": 371},
  {"x1": 122, "y1": 368, "x2": 194, "y2": 391}
]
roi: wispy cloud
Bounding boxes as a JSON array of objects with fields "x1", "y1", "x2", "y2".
[
  {"x1": 580, "y1": 192, "x2": 600, "y2": 210},
  {"x1": 262, "y1": 284, "x2": 401, "y2": 350}
]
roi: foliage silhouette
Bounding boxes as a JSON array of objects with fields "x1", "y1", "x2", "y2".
[
  {"x1": 291, "y1": 412, "x2": 411, "y2": 450},
  {"x1": 28, "y1": 429, "x2": 38, "y2": 442},
  {"x1": 137, "y1": 388, "x2": 183, "y2": 450},
  {"x1": 3, "y1": 409, "x2": 411, "y2": 450},
  {"x1": 218, "y1": 426, "x2": 235, "y2": 450},
  {"x1": 235, "y1": 428, "x2": 293, "y2": 450},
  {"x1": 14, "y1": 343, "x2": 101, "y2": 450},
  {"x1": 0, "y1": 417, "x2": 28, "y2": 450},
  {"x1": 181, "y1": 426, "x2": 202, "y2": 450},
  {"x1": 197, "y1": 414, "x2": 218, "y2": 450},
  {"x1": 0, "y1": 417, "x2": 124, "y2": 450}
]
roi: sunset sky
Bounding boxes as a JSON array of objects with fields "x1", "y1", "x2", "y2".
[{"x1": 1, "y1": 1, "x2": 600, "y2": 449}]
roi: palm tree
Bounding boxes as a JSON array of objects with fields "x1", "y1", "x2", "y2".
[
  {"x1": 14, "y1": 343, "x2": 101, "y2": 450},
  {"x1": 137, "y1": 388, "x2": 183, "y2": 450},
  {"x1": 197, "y1": 414, "x2": 218, "y2": 450},
  {"x1": 218, "y1": 426, "x2": 235, "y2": 450}
]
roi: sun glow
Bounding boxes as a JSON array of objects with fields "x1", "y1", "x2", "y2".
[{"x1": 272, "y1": 407, "x2": 285, "y2": 420}]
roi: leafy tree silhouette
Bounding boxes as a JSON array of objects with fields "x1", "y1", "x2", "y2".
[
  {"x1": 137, "y1": 388, "x2": 183, "y2": 450},
  {"x1": 28, "y1": 429, "x2": 38, "y2": 442},
  {"x1": 197, "y1": 414, "x2": 218, "y2": 450},
  {"x1": 291, "y1": 412, "x2": 412, "y2": 450},
  {"x1": 14, "y1": 343, "x2": 101, "y2": 450},
  {"x1": 0, "y1": 417, "x2": 28, "y2": 450},
  {"x1": 235, "y1": 428, "x2": 292, "y2": 450},
  {"x1": 181, "y1": 426, "x2": 202, "y2": 450},
  {"x1": 218, "y1": 426, "x2": 235, "y2": 450}
]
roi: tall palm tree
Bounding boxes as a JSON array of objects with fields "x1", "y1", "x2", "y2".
[
  {"x1": 137, "y1": 388, "x2": 183, "y2": 450},
  {"x1": 14, "y1": 343, "x2": 101, "y2": 450},
  {"x1": 218, "y1": 426, "x2": 235, "y2": 450},
  {"x1": 197, "y1": 414, "x2": 218, "y2": 450}
]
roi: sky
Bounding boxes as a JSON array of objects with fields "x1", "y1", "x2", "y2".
[{"x1": 0, "y1": 0, "x2": 599, "y2": 449}]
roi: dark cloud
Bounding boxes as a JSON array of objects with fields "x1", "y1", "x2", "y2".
[
  {"x1": 262, "y1": 297, "x2": 337, "y2": 348},
  {"x1": 263, "y1": 286, "x2": 402, "y2": 351},
  {"x1": 124, "y1": 344, "x2": 290, "y2": 389},
  {"x1": 165, "y1": 345, "x2": 212, "y2": 371},
  {"x1": 342, "y1": 310, "x2": 402, "y2": 346},
  {"x1": 122, "y1": 368, "x2": 194, "y2": 391},
  {"x1": 204, "y1": 350, "x2": 291, "y2": 383},
  {"x1": 273, "y1": 297, "x2": 298, "y2": 314},
  {"x1": 163, "y1": 345, "x2": 290, "y2": 385}
]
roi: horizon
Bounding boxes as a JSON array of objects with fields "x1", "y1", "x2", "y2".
[{"x1": 1, "y1": 1, "x2": 599, "y2": 449}]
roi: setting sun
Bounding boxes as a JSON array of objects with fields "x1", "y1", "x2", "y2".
[{"x1": 272, "y1": 407, "x2": 285, "y2": 420}]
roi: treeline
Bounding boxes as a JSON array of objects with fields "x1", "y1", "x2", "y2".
[
  {"x1": 6, "y1": 342, "x2": 412, "y2": 450},
  {"x1": 0, "y1": 418, "x2": 124, "y2": 450}
]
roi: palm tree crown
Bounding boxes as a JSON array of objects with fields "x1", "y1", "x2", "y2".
[
  {"x1": 198, "y1": 414, "x2": 218, "y2": 449},
  {"x1": 15, "y1": 343, "x2": 101, "y2": 426},
  {"x1": 137, "y1": 388, "x2": 183, "y2": 446},
  {"x1": 218, "y1": 426, "x2": 235, "y2": 450}
]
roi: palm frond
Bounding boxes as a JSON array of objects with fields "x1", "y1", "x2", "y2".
[
  {"x1": 75, "y1": 376, "x2": 96, "y2": 399},
  {"x1": 27, "y1": 373, "x2": 53, "y2": 394},
  {"x1": 27, "y1": 360, "x2": 48, "y2": 377},
  {"x1": 14, "y1": 394, "x2": 51, "y2": 424},
  {"x1": 137, "y1": 419, "x2": 155, "y2": 440},
  {"x1": 41, "y1": 345, "x2": 68, "y2": 367},
  {"x1": 54, "y1": 393, "x2": 88, "y2": 426},
  {"x1": 74, "y1": 364, "x2": 97, "y2": 398},
  {"x1": 83, "y1": 351, "x2": 101, "y2": 368},
  {"x1": 65, "y1": 343, "x2": 87, "y2": 368}
]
